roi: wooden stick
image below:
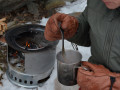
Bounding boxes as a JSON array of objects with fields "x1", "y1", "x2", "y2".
[{"x1": 0, "y1": 18, "x2": 6, "y2": 22}]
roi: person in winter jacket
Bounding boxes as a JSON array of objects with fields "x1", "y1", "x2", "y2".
[{"x1": 45, "y1": 0, "x2": 120, "y2": 87}]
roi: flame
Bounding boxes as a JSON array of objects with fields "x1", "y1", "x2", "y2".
[
  {"x1": 12, "y1": 51, "x2": 18, "y2": 57},
  {"x1": 26, "y1": 41, "x2": 30, "y2": 48},
  {"x1": 26, "y1": 41, "x2": 28, "y2": 46}
]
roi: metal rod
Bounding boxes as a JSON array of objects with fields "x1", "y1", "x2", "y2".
[
  {"x1": 53, "y1": 19, "x2": 65, "y2": 56},
  {"x1": 59, "y1": 26, "x2": 65, "y2": 56}
]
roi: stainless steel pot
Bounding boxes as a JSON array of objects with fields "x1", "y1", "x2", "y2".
[{"x1": 57, "y1": 49, "x2": 82, "y2": 86}]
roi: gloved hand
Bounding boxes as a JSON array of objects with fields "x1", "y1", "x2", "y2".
[
  {"x1": 77, "y1": 61, "x2": 120, "y2": 90},
  {"x1": 44, "y1": 13, "x2": 79, "y2": 41}
]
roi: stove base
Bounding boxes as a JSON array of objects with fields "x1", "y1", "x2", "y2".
[{"x1": 6, "y1": 68, "x2": 52, "y2": 89}]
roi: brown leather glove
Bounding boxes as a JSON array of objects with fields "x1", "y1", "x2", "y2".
[
  {"x1": 44, "y1": 13, "x2": 79, "y2": 41},
  {"x1": 77, "y1": 61, "x2": 120, "y2": 90}
]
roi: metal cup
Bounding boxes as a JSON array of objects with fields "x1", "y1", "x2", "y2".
[{"x1": 57, "y1": 49, "x2": 82, "y2": 86}]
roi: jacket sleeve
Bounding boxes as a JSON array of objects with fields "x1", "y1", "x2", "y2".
[{"x1": 67, "y1": 6, "x2": 91, "y2": 47}]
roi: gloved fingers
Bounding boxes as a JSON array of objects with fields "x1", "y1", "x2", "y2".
[
  {"x1": 44, "y1": 30, "x2": 61, "y2": 41},
  {"x1": 51, "y1": 13, "x2": 71, "y2": 33},
  {"x1": 52, "y1": 13, "x2": 78, "y2": 32},
  {"x1": 47, "y1": 16, "x2": 60, "y2": 34},
  {"x1": 64, "y1": 28, "x2": 76, "y2": 39},
  {"x1": 56, "y1": 13, "x2": 68, "y2": 22},
  {"x1": 81, "y1": 61, "x2": 110, "y2": 73},
  {"x1": 44, "y1": 13, "x2": 64, "y2": 41},
  {"x1": 61, "y1": 16, "x2": 78, "y2": 39},
  {"x1": 45, "y1": 24, "x2": 61, "y2": 41},
  {"x1": 47, "y1": 12, "x2": 78, "y2": 33},
  {"x1": 81, "y1": 61, "x2": 96, "y2": 72},
  {"x1": 62, "y1": 16, "x2": 78, "y2": 31},
  {"x1": 44, "y1": 12, "x2": 78, "y2": 41}
]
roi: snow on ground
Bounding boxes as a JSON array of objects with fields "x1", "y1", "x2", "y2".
[
  {"x1": 0, "y1": 0, "x2": 91, "y2": 90},
  {"x1": 56, "y1": 0, "x2": 87, "y2": 14}
]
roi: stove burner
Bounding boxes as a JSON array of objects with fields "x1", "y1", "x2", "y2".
[
  {"x1": 15, "y1": 30, "x2": 45, "y2": 51},
  {"x1": 5, "y1": 24, "x2": 58, "y2": 53}
]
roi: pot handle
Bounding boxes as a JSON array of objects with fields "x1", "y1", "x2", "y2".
[
  {"x1": 73, "y1": 65, "x2": 81, "y2": 80},
  {"x1": 71, "y1": 43, "x2": 78, "y2": 51},
  {"x1": 73, "y1": 64, "x2": 90, "y2": 80}
]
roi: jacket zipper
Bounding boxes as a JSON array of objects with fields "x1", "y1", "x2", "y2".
[
  {"x1": 103, "y1": 16, "x2": 116, "y2": 67},
  {"x1": 102, "y1": 23, "x2": 110, "y2": 65},
  {"x1": 102, "y1": 23, "x2": 116, "y2": 67},
  {"x1": 102, "y1": 10, "x2": 116, "y2": 67},
  {"x1": 106, "y1": 26, "x2": 115, "y2": 66}
]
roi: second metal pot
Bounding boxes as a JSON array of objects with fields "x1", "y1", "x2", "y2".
[{"x1": 57, "y1": 49, "x2": 82, "y2": 86}]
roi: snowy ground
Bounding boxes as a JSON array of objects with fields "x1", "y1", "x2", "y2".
[{"x1": 0, "y1": 0, "x2": 91, "y2": 90}]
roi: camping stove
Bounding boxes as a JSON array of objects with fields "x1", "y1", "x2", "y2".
[{"x1": 5, "y1": 24, "x2": 58, "y2": 88}]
